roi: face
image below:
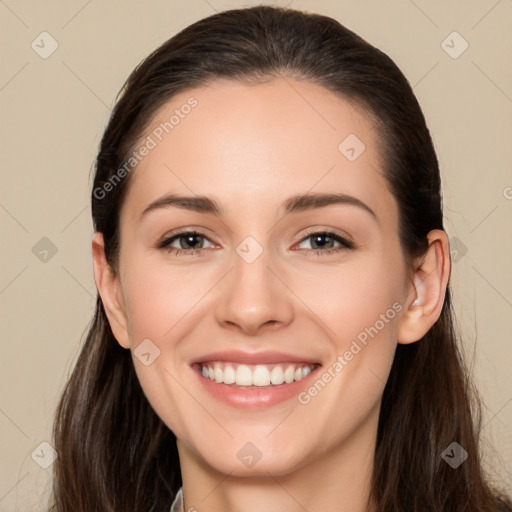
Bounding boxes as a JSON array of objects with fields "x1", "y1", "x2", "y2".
[{"x1": 105, "y1": 78, "x2": 416, "y2": 477}]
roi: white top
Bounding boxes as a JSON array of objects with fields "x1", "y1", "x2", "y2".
[{"x1": 170, "y1": 487, "x2": 184, "y2": 512}]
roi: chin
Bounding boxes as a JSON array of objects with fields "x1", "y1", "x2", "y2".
[{"x1": 197, "y1": 442, "x2": 316, "y2": 478}]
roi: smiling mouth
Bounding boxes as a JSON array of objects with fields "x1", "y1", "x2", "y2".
[{"x1": 193, "y1": 361, "x2": 319, "y2": 388}]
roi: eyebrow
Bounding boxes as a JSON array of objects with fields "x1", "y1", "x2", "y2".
[{"x1": 139, "y1": 192, "x2": 377, "y2": 221}]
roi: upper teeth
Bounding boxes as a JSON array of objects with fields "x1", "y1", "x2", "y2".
[{"x1": 200, "y1": 362, "x2": 314, "y2": 387}]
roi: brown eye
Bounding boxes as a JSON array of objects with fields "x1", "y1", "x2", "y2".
[
  {"x1": 296, "y1": 231, "x2": 354, "y2": 255},
  {"x1": 158, "y1": 231, "x2": 215, "y2": 254}
]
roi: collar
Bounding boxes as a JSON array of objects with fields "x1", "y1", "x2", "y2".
[{"x1": 170, "y1": 487, "x2": 184, "y2": 512}]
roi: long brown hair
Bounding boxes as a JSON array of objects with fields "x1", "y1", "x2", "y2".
[{"x1": 50, "y1": 6, "x2": 512, "y2": 511}]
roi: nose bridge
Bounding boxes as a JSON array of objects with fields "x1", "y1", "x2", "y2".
[
  {"x1": 214, "y1": 234, "x2": 294, "y2": 334},
  {"x1": 233, "y1": 236, "x2": 272, "y2": 293}
]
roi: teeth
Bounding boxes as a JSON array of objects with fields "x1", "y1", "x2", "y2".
[
  {"x1": 284, "y1": 365, "x2": 295, "y2": 383},
  {"x1": 270, "y1": 365, "x2": 285, "y2": 385},
  {"x1": 252, "y1": 365, "x2": 270, "y2": 386},
  {"x1": 199, "y1": 362, "x2": 315, "y2": 387},
  {"x1": 223, "y1": 365, "x2": 236, "y2": 384},
  {"x1": 235, "y1": 365, "x2": 253, "y2": 386},
  {"x1": 214, "y1": 364, "x2": 223, "y2": 383}
]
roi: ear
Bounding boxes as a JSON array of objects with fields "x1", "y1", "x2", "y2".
[
  {"x1": 397, "y1": 229, "x2": 451, "y2": 344},
  {"x1": 92, "y1": 232, "x2": 130, "y2": 349}
]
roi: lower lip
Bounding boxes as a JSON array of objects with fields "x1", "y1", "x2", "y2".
[{"x1": 192, "y1": 364, "x2": 320, "y2": 409}]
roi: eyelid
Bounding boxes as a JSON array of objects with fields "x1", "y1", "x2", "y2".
[
  {"x1": 157, "y1": 227, "x2": 356, "y2": 255},
  {"x1": 296, "y1": 227, "x2": 355, "y2": 249},
  {"x1": 156, "y1": 225, "x2": 216, "y2": 244},
  {"x1": 157, "y1": 229, "x2": 217, "y2": 249}
]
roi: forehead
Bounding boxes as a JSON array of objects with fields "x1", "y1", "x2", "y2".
[{"x1": 122, "y1": 77, "x2": 396, "y2": 225}]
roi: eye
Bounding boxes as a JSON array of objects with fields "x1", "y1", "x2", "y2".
[
  {"x1": 158, "y1": 231, "x2": 215, "y2": 255},
  {"x1": 295, "y1": 231, "x2": 354, "y2": 255},
  {"x1": 157, "y1": 229, "x2": 354, "y2": 257}
]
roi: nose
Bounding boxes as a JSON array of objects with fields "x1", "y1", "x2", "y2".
[{"x1": 214, "y1": 244, "x2": 294, "y2": 336}]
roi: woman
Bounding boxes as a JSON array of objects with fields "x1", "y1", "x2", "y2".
[{"x1": 50, "y1": 6, "x2": 512, "y2": 512}]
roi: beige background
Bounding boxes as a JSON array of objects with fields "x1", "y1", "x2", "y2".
[{"x1": 1, "y1": 0, "x2": 511, "y2": 509}]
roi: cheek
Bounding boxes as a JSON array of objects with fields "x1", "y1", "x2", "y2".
[
  {"x1": 115, "y1": 242, "x2": 406, "y2": 475},
  {"x1": 288, "y1": 269, "x2": 402, "y2": 458},
  {"x1": 289, "y1": 247, "x2": 405, "y2": 406},
  {"x1": 120, "y1": 255, "x2": 209, "y2": 340},
  {"x1": 290, "y1": 249, "x2": 405, "y2": 345},
  {"x1": 119, "y1": 255, "x2": 203, "y2": 435}
]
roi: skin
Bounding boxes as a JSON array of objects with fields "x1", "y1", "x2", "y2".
[{"x1": 93, "y1": 77, "x2": 450, "y2": 512}]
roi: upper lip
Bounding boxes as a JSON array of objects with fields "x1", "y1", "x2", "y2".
[{"x1": 190, "y1": 350, "x2": 320, "y2": 366}]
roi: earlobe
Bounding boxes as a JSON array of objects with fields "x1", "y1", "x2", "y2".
[
  {"x1": 91, "y1": 233, "x2": 131, "y2": 349},
  {"x1": 397, "y1": 229, "x2": 451, "y2": 344}
]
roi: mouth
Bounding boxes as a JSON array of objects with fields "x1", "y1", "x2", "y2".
[
  {"x1": 192, "y1": 361, "x2": 318, "y2": 388},
  {"x1": 190, "y1": 351, "x2": 322, "y2": 408}
]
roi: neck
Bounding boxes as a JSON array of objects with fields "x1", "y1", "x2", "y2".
[{"x1": 177, "y1": 406, "x2": 379, "y2": 512}]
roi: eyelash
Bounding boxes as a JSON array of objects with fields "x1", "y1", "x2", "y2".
[{"x1": 157, "y1": 229, "x2": 355, "y2": 257}]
